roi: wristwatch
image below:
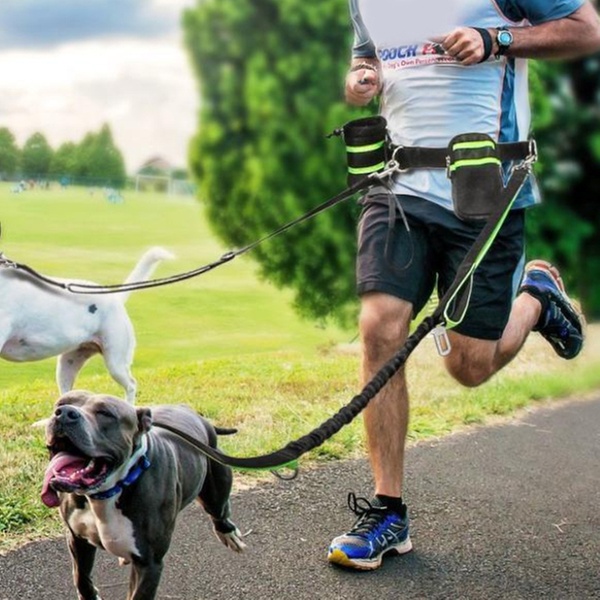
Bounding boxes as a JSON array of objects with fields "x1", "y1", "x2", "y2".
[{"x1": 495, "y1": 26, "x2": 513, "y2": 57}]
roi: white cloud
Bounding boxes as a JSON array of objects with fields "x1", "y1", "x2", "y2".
[{"x1": 0, "y1": 0, "x2": 198, "y2": 173}]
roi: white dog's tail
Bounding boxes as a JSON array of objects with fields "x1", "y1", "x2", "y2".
[{"x1": 121, "y1": 247, "x2": 175, "y2": 302}]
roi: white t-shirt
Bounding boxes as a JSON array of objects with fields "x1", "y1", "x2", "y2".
[{"x1": 349, "y1": 0, "x2": 584, "y2": 210}]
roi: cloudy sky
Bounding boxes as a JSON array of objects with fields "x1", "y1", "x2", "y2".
[{"x1": 0, "y1": 0, "x2": 198, "y2": 172}]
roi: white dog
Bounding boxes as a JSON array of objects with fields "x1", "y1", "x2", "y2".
[{"x1": 0, "y1": 247, "x2": 173, "y2": 403}]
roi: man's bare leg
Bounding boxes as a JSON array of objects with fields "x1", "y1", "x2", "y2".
[
  {"x1": 327, "y1": 292, "x2": 413, "y2": 570},
  {"x1": 444, "y1": 291, "x2": 542, "y2": 387},
  {"x1": 359, "y1": 292, "x2": 413, "y2": 497}
]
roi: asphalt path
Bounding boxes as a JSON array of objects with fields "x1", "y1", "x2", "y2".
[{"x1": 1, "y1": 395, "x2": 599, "y2": 600}]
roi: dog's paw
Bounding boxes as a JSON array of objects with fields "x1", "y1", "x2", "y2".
[{"x1": 214, "y1": 526, "x2": 247, "y2": 553}]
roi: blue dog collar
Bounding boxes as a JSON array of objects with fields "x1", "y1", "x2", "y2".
[{"x1": 89, "y1": 438, "x2": 151, "y2": 501}]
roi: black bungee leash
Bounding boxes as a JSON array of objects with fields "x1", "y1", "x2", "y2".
[{"x1": 151, "y1": 159, "x2": 534, "y2": 474}]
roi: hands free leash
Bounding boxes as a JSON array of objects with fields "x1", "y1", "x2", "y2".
[
  {"x1": 1, "y1": 118, "x2": 537, "y2": 474},
  {"x1": 152, "y1": 151, "x2": 533, "y2": 476},
  {"x1": 151, "y1": 120, "x2": 538, "y2": 475}
]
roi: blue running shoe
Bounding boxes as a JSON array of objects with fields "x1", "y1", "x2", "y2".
[
  {"x1": 519, "y1": 260, "x2": 585, "y2": 360},
  {"x1": 328, "y1": 493, "x2": 412, "y2": 570}
]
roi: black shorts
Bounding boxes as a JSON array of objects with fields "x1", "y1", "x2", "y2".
[{"x1": 356, "y1": 189, "x2": 525, "y2": 341}]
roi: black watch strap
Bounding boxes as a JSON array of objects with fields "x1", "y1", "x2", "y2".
[{"x1": 472, "y1": 27, "x2": 493, "y2": 63}]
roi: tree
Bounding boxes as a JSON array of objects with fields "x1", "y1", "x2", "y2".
[
  {"x1": 568, "y1": 54, "x2": 600, "y2": 318},
  {"x1": 74, "y1": 132, "x2": 96, "y2": 179},
  {"x1": 72, "y1": 125, "x2": 127, "y2": 187},
  {"x1": 84, "y1": 124, "x2": 127, "y2": 187},
  {"x1": 184, "y1": 0, "x2": 364, "y2": 324},
  {"x1": 49, "y1": 141, "x2": 79, "y2": 177},
  {"x1": 527, "y1": 56, "x2": 600, "y2": 318},
  {"x1": 0, "y1": 127, "x2": 20, "y2": 178},
  {"x1": 21, "y1": 132, "x2": 53, "y2": 178}
]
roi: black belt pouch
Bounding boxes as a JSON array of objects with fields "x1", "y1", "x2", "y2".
[
  {"x1": 342, "y1": 116, "x2": 388, "y2": 186},
  {"x1": 448, "y1": 133, "x2": 505, "y2": 222}
]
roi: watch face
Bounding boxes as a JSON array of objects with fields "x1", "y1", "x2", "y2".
[{"x1": 498, "y1": 30, "x2": 513, "y2": 46}]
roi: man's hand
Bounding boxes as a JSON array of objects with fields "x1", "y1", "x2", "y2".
[
  {"x1": 434, "y1": 27, "x2": 492, "y2": 65},
  {"x1": 345, "y1": 64, "x2": 382, "y2": 106}
]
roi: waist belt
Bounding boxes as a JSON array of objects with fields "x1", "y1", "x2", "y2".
[
  {"x1": 337, "y1": 116, "x2": 537, "y2": 185},
  {"x1": 390, "y1": 141, "x2": 535, "y2": 171}
]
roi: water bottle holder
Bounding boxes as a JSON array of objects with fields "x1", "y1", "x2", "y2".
[{"x1": 342, "y1": 116, "x2": 389, "y2": 186}]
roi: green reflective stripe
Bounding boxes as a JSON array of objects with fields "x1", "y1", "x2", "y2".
[
  {"x1": 444, "y1": 193, "x2": 517, "y2": 329},
  {"x1": 346, "y1": 141, "x2": 385, "y2": 153},
  {"x1": 449, "y1": 157, "x2": 501, "y2": 172},
  {"x1": 348, "y1": 162, "x2": 386, "y2": 175},
  {"x1": 452, "y1": 140, "x2": 496, "y2": 151}
]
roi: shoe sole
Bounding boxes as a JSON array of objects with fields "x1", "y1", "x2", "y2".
[
  {"x1": 524, "y1": 260, "x2": 566, "y2": 293},
  {"x1": 327, "y1": 536, "x2": 413, "y2": 571}
]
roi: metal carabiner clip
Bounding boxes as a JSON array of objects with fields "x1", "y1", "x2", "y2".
[
  {"x1": 371, "y1": 158, "x2": 401, "y2": 182},
  {"x1": 517, "y1": 138, "x2": 538, "y2": 172}
]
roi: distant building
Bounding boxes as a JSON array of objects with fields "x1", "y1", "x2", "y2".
[{"x1": 137, "y1": 156, "x2": 174, "y2": 175}]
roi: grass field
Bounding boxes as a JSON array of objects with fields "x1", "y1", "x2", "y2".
[
  {"x1": 1, "y1": 184, "x2": 599, "y2": 551},
  {"x1": 0, "y1": 184, "x2": 351, "y2": 385}
]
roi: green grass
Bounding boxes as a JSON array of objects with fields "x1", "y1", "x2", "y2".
[
  {"x1": 1, "y1": 184, "x2": 599, "y2": 552},
  {"x1": 0, "y1": 185, "x2": 350, "y2": 384}
]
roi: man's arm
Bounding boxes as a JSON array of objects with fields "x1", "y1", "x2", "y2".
[
  {"x1": 345, "y1": 57, "x2": 382, "y2": 106},
  {"x1": 346, "y1": 0, "x2": 381, "y2": 106},
  {"x1": 495, "y1": 1, "x2": 600, "y2": 59},
  {"x1": 440, "y1": 1, "x2": 600, "y2": 65}
]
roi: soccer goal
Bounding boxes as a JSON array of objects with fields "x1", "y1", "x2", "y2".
[{"x1": 134, "y1": 173, "x2": 173, "y2": 194}]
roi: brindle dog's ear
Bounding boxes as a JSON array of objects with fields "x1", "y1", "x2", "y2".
[{"x1": 136, "y1": 407, "x2": 153, "y2": 433}]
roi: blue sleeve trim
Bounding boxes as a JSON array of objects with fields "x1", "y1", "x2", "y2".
[{"x1": 499, "y1": 0, "x2": 585, "y2": 25}]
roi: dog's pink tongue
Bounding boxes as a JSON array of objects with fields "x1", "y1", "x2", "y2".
[{"x1": 41, "y1": 452, "x2": 87, "y2": 508}]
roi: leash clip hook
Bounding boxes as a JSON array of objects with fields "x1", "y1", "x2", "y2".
[
  {"x1": 517, "y1": 138, "x2": 538, "y2": 172},
  {"x1": 371, "y1": 157, "x2": 401, "y2": 182}
]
